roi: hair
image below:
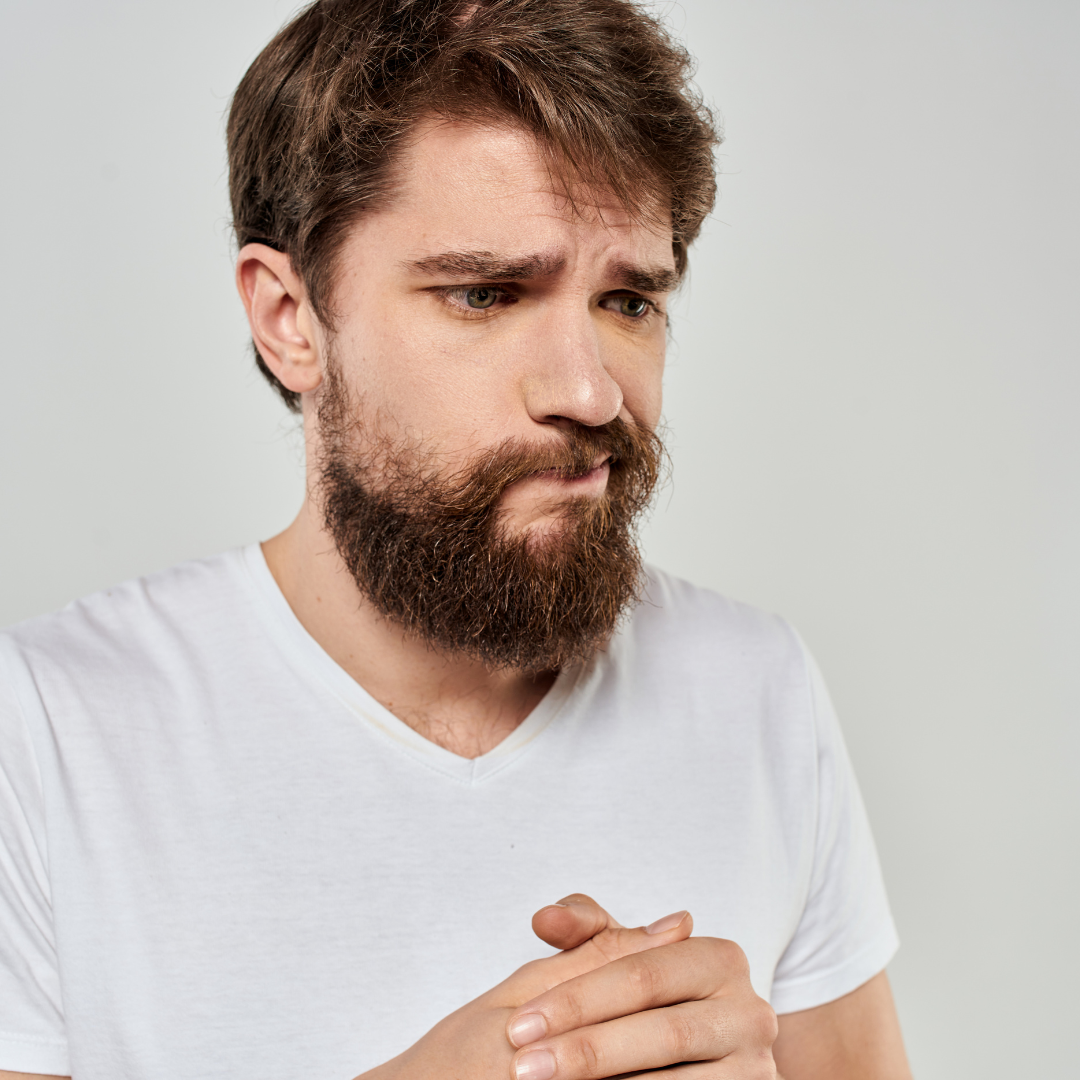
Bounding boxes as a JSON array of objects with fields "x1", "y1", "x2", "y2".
[
  {"x1": 316, "y1": 359, "x2": 663, "y2": 672},
  {"x1": 227, "y1": 0, "x2": 720, "y2": 411}
]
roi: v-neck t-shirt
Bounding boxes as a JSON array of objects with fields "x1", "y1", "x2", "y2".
[{"x1": 0, "y1": 545, "x2": 898, "y2": 1078}]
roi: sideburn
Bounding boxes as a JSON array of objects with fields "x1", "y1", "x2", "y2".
[{"x1": 316, "y1": 369, "x2": 664, "y2": 674}]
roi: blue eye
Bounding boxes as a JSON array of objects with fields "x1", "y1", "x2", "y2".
[{"x1": 466, "y1": 286, "x2": 498, "y2": 309}]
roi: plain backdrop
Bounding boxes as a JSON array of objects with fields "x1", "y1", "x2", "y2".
[{"x1": 1, "y1": 1, "x2": 1077, "y2": 1076}]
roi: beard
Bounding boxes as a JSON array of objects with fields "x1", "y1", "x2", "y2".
[{"x1": 315, "y1": 362, "x2": 664, "y2": 674}]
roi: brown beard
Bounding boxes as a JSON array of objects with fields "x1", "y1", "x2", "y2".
[{"x1": 316, "y1": 363, "x2": 663, "y2": 674}]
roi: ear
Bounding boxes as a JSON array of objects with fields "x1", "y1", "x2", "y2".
[{"x1": 235, "y1": 243, "x2": 323, "y2": 396}]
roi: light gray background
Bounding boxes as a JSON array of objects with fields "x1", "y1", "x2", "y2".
[{"x1": 1, "y1": 1, "x2": 1076, "y2": 1077}]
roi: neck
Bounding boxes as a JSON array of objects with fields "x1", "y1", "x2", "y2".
[{"x1": 261, "y1": 500, "x2": 556, "y2": 758}]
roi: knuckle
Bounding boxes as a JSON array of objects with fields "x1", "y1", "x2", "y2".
[
  {"x1": 516, "y1": 958, "x2": 543, "y2": 979},
  {"x1": 624, "y1": 951, "x2": 668, "y2": 1006},
  {"x1": 753, "y1": 1000, "x2": 780, "y2": 1046},
  {"x1": 558, "y1": 982, "x2": 590, "y2": 1030},
  {"x1": 587, "y1": 928, "x2": 629, "y2": 964},
  {"x1": 510, "y1": 957, "x2": 545, "y2": 990},
  {"x1": 714, "y1": 936, "x2": 750, "y2": 972},
  {"x1": 513, "y1": 956, "x2": 561, "y2": 996},
  {"x1": 661, "y1": 1008, "x2": 699, "y2": 1061},
  {"x1": 693, "y1": 935, "x2": 725, "y2": 965},
  {"x1": 694, "y1": 936, "x2": 752, "y2": 993},
  {"x1": 571, "y1": 1030, "x2": 607, "y2": 1076}
]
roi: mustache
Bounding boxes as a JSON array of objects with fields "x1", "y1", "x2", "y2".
[
  {"x1": 314, "y1": 357, "x2": 663, "y2": 520},
  {"x1": 447, "y1": 416, "x2": 648, "y2": 496},
  {"x1": 387, "y1": 416, "x2": 662, "y2": 518}
]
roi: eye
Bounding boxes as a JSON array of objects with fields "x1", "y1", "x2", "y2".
[
  {"x1": 602, "y1": 294, "x2": 653, "y2": 319},
  {"x1": 440, "y1": 285, "x2": 511, "y2": 314},
  {"x1": 465, "y1": 286, "x2": 499, "y2": 309}
]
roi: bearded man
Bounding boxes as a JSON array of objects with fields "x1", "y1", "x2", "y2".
[{"x1": 0, "y1": 2, "x2": 911, "y2": 1079}]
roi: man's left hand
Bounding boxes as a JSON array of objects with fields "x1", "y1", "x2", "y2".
[
  {"x1": 520, "y1": 895, "x2": 912, "y2": 1080},
  {"x1": 508, "y1": 904, "x2": 778, "y2": 1079}
]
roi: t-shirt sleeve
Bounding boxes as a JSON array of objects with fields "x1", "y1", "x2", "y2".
[
  {"x1": 0, "y1": 641, "x2": 72, "y2": 1075},
  {"x1": 768, "y1": 635, "x2": 900, "y2": 1015}
]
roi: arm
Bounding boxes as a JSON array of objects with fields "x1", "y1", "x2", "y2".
[
  {"x1": 0, "y1": 1073, "x2": 67, "y2": 1079},
  {"x1": 773, "y1": 970, "x2": 912, "y2": 1080}
]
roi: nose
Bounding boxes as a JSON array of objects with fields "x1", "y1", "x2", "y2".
[{"x1": 522, "y1": 307, "x2": 624, "y2": 428}]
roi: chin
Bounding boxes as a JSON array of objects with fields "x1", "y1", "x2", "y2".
[{"x1": 502, "y1": 507, "x2": 578, "y2": 553}]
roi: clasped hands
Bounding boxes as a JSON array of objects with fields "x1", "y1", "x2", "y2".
[{"x1": 364, "y1": 893, "x2": 779, "y2": 1080}]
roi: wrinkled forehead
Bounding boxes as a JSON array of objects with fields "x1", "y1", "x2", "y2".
[{"x1": 389, "y1": 116, "x2": 675, "y2": 253}]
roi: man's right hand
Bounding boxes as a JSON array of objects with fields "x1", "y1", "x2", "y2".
[{"x1": 357, "y1": 893, "x2": 697, "y2": 1080}]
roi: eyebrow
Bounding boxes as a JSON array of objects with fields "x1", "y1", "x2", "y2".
[
  {"x1": 403, "y1": 249, "x2": 680, "y2": 293},
  {"x1": 404, "y1": 250, "x2": 564, "y2": 281},
  {"x1": 610, "y1": 260, "x2": 681, "y2": 294}
]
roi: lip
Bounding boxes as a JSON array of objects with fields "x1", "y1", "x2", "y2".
[
  {"x1": 535, "y1": 452, "x2": 610, "y2": 478},
  {"x1": 532, "y1": 453, "x2": 611, "y2": 488},
  {"x1": 498, "y1": 455, "x2": 611, "y2": 519},
  {"x1": 535, "y1": 453, "x2": 613, "y2": 483}
]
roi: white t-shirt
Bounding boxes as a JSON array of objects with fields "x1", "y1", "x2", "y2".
[{"x1": 0, "y1": 545, "x2": 898, "y2": 1079}]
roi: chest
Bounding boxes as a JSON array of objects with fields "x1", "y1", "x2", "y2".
[{"x1": 43, "y1": 686, "x2": 814, "y2": 1078}]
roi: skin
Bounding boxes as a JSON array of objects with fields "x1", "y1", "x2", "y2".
[
  {"x1": 0, "y1": 120, "x2": 912, "y2": 1080},
  {"x1": 254, "y1": 118, "x2": 674, "y2": 758}
]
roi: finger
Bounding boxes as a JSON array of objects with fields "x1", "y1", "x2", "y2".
[
  {"x1": 509, "y1": 937, "x2": 742, "y2": 1046},
  {"x1": 511, "y1": 995, "x2": 777, "y2": 1080},
  {"x1": 532, "y1": 894, "x2": 623, "y2": 951},
  {"x1": 568, "y1": 909, "x2": 693, "y2": 975},
  {"x1": 496, "y1": 909, "x2": 693, "y2": 1008},
  {"x1": 511, "y1": 1000, "x2": 735, "y2": 1079}
]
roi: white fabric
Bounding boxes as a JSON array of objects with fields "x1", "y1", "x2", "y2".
[{"x1": 0, "y1": 545, "x2": 898, "y2": 1079}]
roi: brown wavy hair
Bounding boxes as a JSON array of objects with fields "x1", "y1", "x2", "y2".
[{"x1": 227, "y1": 0, "x2": 720, "y2": 411}]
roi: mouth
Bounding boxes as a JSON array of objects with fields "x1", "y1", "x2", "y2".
[
  {"x1": 533, "y1": 452, "x2": 613, "y2": 485},
  {"x1": 499, "y1": 453, "x2": 612, "y2": 514}
]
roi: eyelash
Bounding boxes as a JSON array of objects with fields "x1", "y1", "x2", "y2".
[
  {"x1": 437, "y1": 286, "x2": 660, "y2": 321},
  {"x1": 440, "y1": 286, "x2": 517, "y2": 316}
]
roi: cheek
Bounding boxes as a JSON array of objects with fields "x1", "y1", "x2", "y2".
[
  {"x1": 617, "y1": 338, "x2": 666, "y2": 430},
  {"x1": 331, "y1": 314, "x2": 516, "y2": 453}
]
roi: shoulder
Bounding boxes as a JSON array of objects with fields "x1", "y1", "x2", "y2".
[
  {"x1": 584, "y1": 569, "x2": 826, "y2": 820},
  {"x1": 623, "y1": 564, "x2": 806, "y2": 674},
  {"x1": 597, "y1": 566, "x2": 816, "y2": 745},
  {"x1": 0, "y1": 548, "x2": 256, "y2": 700}
]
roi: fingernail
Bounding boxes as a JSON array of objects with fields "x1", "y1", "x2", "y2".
[
  {"x1": 646, "y1": 909, "x2": 688, "y2": 934},
  {"x1": 515, "y1": 1048, "x2": 556, "y2": 1080},
  {"x1": 508, "y1": 1012, "x2": 548, "y2": 1047}
]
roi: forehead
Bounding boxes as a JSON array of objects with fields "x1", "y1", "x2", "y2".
[{"x1": 374, "y1": 118, "x2": 675, "y2": 268}]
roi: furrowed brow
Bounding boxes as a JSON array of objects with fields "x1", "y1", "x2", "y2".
[
  {"x1": 404, "y1": 250, "x2": 564, "y2": 281},
  {"x1": 611, "y1": 261, "x2": 681, "y2": 294}
]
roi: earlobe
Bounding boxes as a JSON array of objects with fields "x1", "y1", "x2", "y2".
[{"x1": 235, "y1": 243, "x2": 324, "y2": 396}]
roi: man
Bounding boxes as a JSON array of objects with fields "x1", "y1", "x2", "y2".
[{"x1": 0, "y1": 1, "x2": 911, "y2": 1077}]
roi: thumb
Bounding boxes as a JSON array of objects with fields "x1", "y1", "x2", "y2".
[{"x1": 531, "y1": 893, "x2": 624, "y2": 951}]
